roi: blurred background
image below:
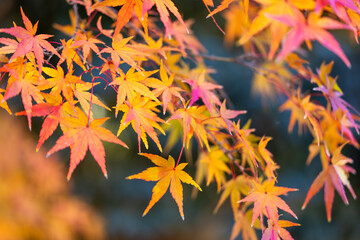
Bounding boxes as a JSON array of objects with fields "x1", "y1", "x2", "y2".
[{"x1": 0, "y1": 0, "x2": 360, "y2": 239}]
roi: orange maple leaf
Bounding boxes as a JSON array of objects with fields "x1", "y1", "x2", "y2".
[
  {"x1": 207, "y1": 0, "x2": 236, "y2": 18},
  {"x1": 239, "y1": 0, "x2": 315, "y2": 59},
  {"x1": 127, "y1": 153, "x2": 202, "y2": 220},
  {"x1": 110, "y1": 67, "x2": 159, "y2": 116},
  {"x1": 0, "y1": 7, "x2": 60, "y2": 75},
  {"x1": 57, "y1": 38, "x2": 86, "y2": 71},
  {"x1": 1, "y1": 58, "x2": 44, "y2": 130},
  {"x1": 74, "y1": 82, "x2": 111, "y2": 119},
  {"x1": 145, "y1": 61, "x2": 184, "y2": 114},
  {"x1": 167, "y1": 104, "x2": 210, "y2": 150},
  {"x1": 279, "y1": 90, "x2": 323, "y2": 145},
  {"x1": 239, "y1": 179, "x2": 298, "y2": 231},
  {"x1": 71, "y1": 31, "x2": 104, "y2": 63},
  {"x1": 142, "y1": 0, "x2": 188, "y2": 38},
  {"x1": 117, "y1": 96, "x2": 165, "y2": 152},
  {"x1": 214, "y1": 175, "x2": 250, "y2": 217},
  {"x1": 42, "y1": 66, "x2": 84, "y2": 104},
  {"x1": 46, "y1": 108, "x2": 128, "y2": 180},
  {"x1": 93, "y1": 0, "x2": 145, "y2": 37},
  {"x1": 100, "y1": 36, "x2": 146, "y2": 73}
]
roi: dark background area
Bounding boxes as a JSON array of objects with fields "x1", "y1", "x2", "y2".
[{"x1": 1, "y1": 0, "x2": 360, "y2": 239}]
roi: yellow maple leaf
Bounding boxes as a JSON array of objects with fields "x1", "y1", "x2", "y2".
[{"x1": 127, "y1": 153, "x2": 202, "y2": 220}]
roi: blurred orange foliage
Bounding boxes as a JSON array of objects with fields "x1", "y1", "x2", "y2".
[{"x1": 0, "y1": 113, "x2": 105, "y2": 239}]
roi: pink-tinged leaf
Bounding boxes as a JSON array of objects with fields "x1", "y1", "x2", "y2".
[
  {"x1": 268, "y1": 10, "x2": 351, "y2": 67},
  {"x1": 302, "y1": 143, "x2": 356, "y2": 221},
  {"x1": 239, "y1": 179, "x2": 297, "y2": 230},
  {"x1": 309, "y1": 28, "x2": 350, "y2": 67},
  {"x1": 0, "y1": 8, "x2": 60, "y2": 75},
  {"x1": 219, "y1": 100, "x2": 246, "y2": 134},
  {"x1": 184, "y1": 71, "x2": 222, "y2": 112}
]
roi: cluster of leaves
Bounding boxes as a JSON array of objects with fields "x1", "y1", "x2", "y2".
[{"x1": 0, "y1": 0, "x2": 359, "y2": 239}]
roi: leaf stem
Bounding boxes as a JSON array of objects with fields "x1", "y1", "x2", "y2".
[
  {"x1": 176, "y1": 144, "x2": 185, "y2": 167},
  {"x1": 86, "y1": 73, "x2": 95, "y2": 126}
]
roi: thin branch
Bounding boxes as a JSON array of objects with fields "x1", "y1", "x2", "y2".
[
  {"x1": 207, "y1": 130, "x2": 245, "y2": 174},
  {"x1": 71, "y1": 2, "x2": 81, "y2": 40},
  {"x1": 189, "y1": 52, "x2": 259, "y2": 69}
]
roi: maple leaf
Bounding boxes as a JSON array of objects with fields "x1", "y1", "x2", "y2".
[
  {"x1": 0, "y1": 37, "x2": 19, "y2": 55},
  {"x1": 117, "y1": 96, "x2": 165, "y2": 152},
  {"x1": 315, "y1": 0, "x2": 360, "y2": 15},
  {"x1": 207, "y1": 0, "x2": 236, "y2": 18},
  {"x1": 233, "y1": 120, "x2": 259, "y2": 168},
  {"x1": 74, "y1": 82, "x2": 111, "y2": 118},
  {"x1": 100, "y1": 36, "x2": 146, "y2": 73},
  {"x1": 72, "y1": 0, "x2": 118, "y2": 19},
  {"x1": 1, "y1": 59, "x2": 44, "y2": 130},
  {"x1": 222, "y1": 0, "x2": 251, "y2": 46},
  {"x1": 279, "y1": 90, "x2": 323, "y2": 145},
  {"x1": 262, "y1": 219, "x2": 300, "y2": 240},
  {"x1": 196, "y1": 148, "x2": 231, "y2": 192},
  {"x1": 239, "y1": 0, "x2": 315, "y2": 59},
  {"x1": 97, "y1": 16, "x2": 114, "y2": 38},
  {"x1": 142, "y1": 0, "x2": 188, "y2": 38},
  {"x1": 239, "y1": 179, "x2": 298, "y2": 231},
  {"x1": 167, "y1": 104, "x2": 210, "y2": 150},
  {"x1": 230, "y1": 209, "x2": 258, "y2": 240},
  {"x1": 110, "y1": 67, "x2": 159, "y2": 116},
  {"x1": 16, "y1": 93, "x2": 75, "y2": 151},
  {"x1": 302, "y1": 143, "x2": 356, "y2": 221},
  {"x1": 71, "y1": 31, "x2": 104, "y2": 63},
  {"x1": 0, "y1": 89, "x2": 11, "y2": 114},
  {"x1": 47, "y1": 108, "x2": 128, "y2": 180},
  {"x1": 132, "y1": 36, "x2": 178, "y2": 63},
  {"x1": 42, "y1": 66, "x2": 84, "y2": 103},
  {"x1": 127, "y1": 153, "x2": 202, "y2": 220},
  {"x1": 92, "y1": 0, "x2": 144, "y2": 36},
  {"x1": 267, "y1": 9, "x2": 351, "y2": 67},
  {"x1": 219, "y1": 100, "x2": 246, "y2": 134},
  {"x1": 0, "y1": 7, "x2": 60, "y2": 75},
  {"x1": 214, "y1": 175, "x2": 250, "y2": 218},
  {"x1": 145, "y1": 61, "x2": 184, "y2": 114},
  {"x1": 258, "y1": 136, "x2": 279, "y2": 179},
  {"x1": 183, "y1": 70, "x2": 222, "y2": 113},
  {"x1": 166, "y1": 20, "x2": 206, "y2": 54},
  {"x1": 312, "y1": 62, "x2": 360, "y2": 133},
  {"x1": 57, "y1": 38, "x2": 86, "y2": 71}
]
